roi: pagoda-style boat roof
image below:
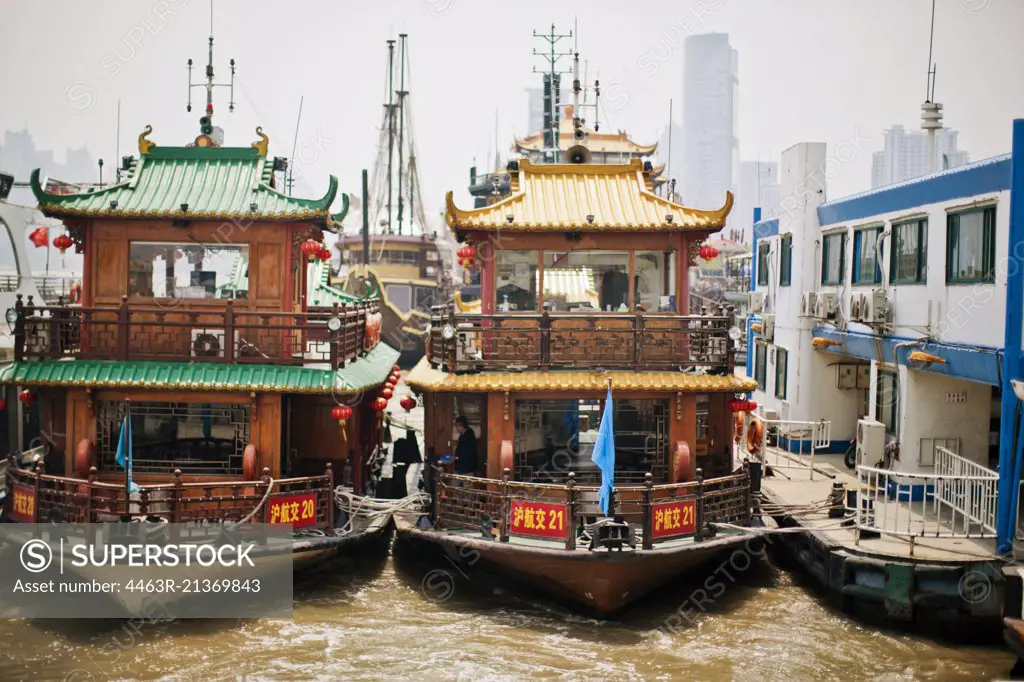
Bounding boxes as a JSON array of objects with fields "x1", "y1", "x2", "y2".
[
  {"x1": 445, "y1": 158, "x2": 732, "y2": 234},
  {"x1": 30, "y1": 127, "x2": 346, "y2": 224},
  {"x1": 512, "y1": 108, "x2": 657, "y2": 156},
  {"x1": 0, "y1": 341, "x2": 399, "y2": 395},
  {"x1": 405, "y1": 357, "x2": 756, "y2": 394}
]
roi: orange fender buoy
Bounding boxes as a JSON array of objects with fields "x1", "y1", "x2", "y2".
[
  {"x1": 68, "y1": 280, "x2": 82, "y2": 304},
  {"x1": 242, "y1": 444, "x2": 259, "y2": 481},
  {"x1": 734, "y1": 413, "x2": 745, "y2": 443},
  {"x1": 74, "y1": 438, "x2": 95, "y2": 478},
  {"x1": 747, "y1": 418, "x2": 763, "y2": 454},
  {"x1": 674, "y1": 441, "x2": 694, "y2": 483}
]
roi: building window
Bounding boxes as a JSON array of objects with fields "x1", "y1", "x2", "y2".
[
  {"x1": 947, "y1": 207, "x2": 996, "y2": 284},
  {"x1": 774, "y1": 348, "x2": 788, "y2": 399},
  {"x1": 495, "y1": 250, "x2": 539, "y2": 311},
  {"x1": 757, "y1": 242, "x2": 769, "y2": 286},
  {"x1": 852, "y1": 227, "x2": 883, "y2": 285},
  {"x1": 129, "y1": 242, "x2": 249, "y2": 300},
  {"x1": 875, "y1": 369, "x2": 898, "y2": 435},
  {"x1": 779, "y1": 235, "x2": 792, "y2": 287},
  {"x1": 754, "y1": 342, "x2": 767, "y2": 390},
  {"x1": 821, "y1": 232, "x2": 846, "y2": 285},
  {"x1": 890, "y1": 219, "x2": 927, "y2": 284}
]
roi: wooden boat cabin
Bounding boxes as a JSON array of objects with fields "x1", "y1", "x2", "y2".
[
  {"x1": 400, "y1": 158, "x2": 760, "y2": 614},
  {"x1": 1, "y1": 126, "x2": 398, "y2": 531}
]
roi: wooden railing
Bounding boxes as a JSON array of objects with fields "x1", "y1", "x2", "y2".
[
  {"x1": 430, "y1": 465, "x2": 751, "y2": 550},
  {"x1": 5, "y1": 461, "x2": 335, "y2": 531},
  {"x1": 428, "y1": 304, "x2": 735, "y2": 373},
  {"x1": 12, "y1": 294, "x2": 379, "y2": 369}
]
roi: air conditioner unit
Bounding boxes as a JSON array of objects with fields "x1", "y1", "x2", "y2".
[
  {"x1": 800, "y1": 292, "x2": 818, "y2": 318},
  {"x1": 866, "y1": 288, "x2": 891, "y2": 324},
  {"x1": 748, "y1": 291, "x2": 766, "y2": 314},
  {"x1": 856, "y1": 418, "x2": 886, "y2": 468},
  {"x1": 191, "y1": 328, "x2": 226, "y2": 359},
  {"x1": 762, "y1": 314, "x2": 776, "y2": 342},
  {"x1": 814, "y1": 293, "x2": 836, "y2": 320},
  {"x1": 849, "y1": 293, "x2": 864, "y2": 322}
]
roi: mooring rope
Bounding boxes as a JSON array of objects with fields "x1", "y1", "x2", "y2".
[{"x1": 333, "y1": 487, "x2": 430, "y2": 535}]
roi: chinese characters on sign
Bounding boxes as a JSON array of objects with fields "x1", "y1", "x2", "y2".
[
  {"x1": 9, "y1": 485, "x2": 37, "y2": 523},
  {"x1": 651, "y1": 499, "x2": 696, "y2": 539},
  {"x1": 267, "y1": 493, "x2": 317, "y2": 528},
  {"x1": 509, "y1": 500, "x2": 567, "y2": 539}
]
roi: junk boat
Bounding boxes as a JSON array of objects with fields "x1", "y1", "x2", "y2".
[
  {"x1": 0, "y1": 37, "x2": 399, "y2": 571},
  {"x1": 397, "y1": 153, "x2": 761, "y2": 615}
]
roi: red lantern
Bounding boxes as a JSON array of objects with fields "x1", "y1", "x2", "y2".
[
  {"x1": 390, "y1": 371, "x2": 401, "y2": 383},
  {"x1": 18, "y1": 389, "x2": 36, "y2": 405},
  {"x1": 0, "y1": 397, "x2": 6, "y2": 411},
  {"x1": 53, "y1": 234, "x2": 74, "y2": 254},
  {"x1": 384, "y1": 380, "x2": 395, "y2": 391},
  {"x1": 699, "y1": 244, "x2": 719, "y2": 262},
  {"x1": 400, "y1": 396, "x2": 416, "y2": 412},
  {"x1": 317, "y1": 246, "x2": 332, "y2": 262},
  {"x1": 392, "y1": 365, "x2": 401, "y2": 373},
  {"x1": 331, "y1": 404, "x2": 352, "y2": 423},
  {"x1": 457, "y1": 244, "x2": 476, "y2": 268},
  {"x1": 728, "y1": 399, "x2": 743, "y2": 413},
  {"x1": 380, "y1": 387, "x2": 394, "y2": 400},
  {"x1": 744, "y1": 399, "x2": 757, "y2": 413},
  {"x1": 301, "y1": 239, "x2": 321, "y2": 262},
  {"x1": 371, "y1": 397, "x2": 388, "y2": 412}
]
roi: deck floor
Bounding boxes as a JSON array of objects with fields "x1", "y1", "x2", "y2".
[{"x1": 754, "y1": 449, "x2": 998, "y2": 562}]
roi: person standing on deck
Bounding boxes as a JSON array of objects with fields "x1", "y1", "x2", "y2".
[{"x1": 454, "y1": 416, "x2": 479, "y2": 475}]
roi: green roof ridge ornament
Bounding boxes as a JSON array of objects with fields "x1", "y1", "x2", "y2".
[{"x1": 138, "y1": 125, "x2": 156, "y2": 155}]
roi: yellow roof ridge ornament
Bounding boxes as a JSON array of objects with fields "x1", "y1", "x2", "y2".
[
  {"x1": 138, "y1": 125, "x2": 156, "y2": 155},
  {"x1": 252, "y1": 126, "x2": 269, "y2": 156}
]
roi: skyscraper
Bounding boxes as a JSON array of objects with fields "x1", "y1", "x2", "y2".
[
  {"x1": 870, "y1": 124, "x2": 970, "y2": 188},
  {"x1": 735, "y1": 161, "x2": 780, "y2": 242},
  {"x1": 681, "y1": 33, "x2": 738, "y2": 212}
]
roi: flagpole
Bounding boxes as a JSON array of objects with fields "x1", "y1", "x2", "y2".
[{"x1": 122, "y1": 398, "x2": 131, "y2": 522}]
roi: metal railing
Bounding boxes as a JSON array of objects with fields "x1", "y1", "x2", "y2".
[
  {"x1": 743, "y1": 414, "x2": 831, "y2": 480},
  {"x1": 428, "y1": 303, "x2": 735, "y2": 373},
  {"x1": 5, "y1": 461, "x2": 336, "y2": 530},
  {"x1": 855, "y1": 459, "x2": 998, "y2": 543},
  {"x1": 12, "y1": 294, "x2": 380, "y2": 369},
  {"x1": 33, "y1": 276, "x2": 80, "y2": 304},
  {"x1": 430, "y1": 465, "x2": 752, "y2": 550}
]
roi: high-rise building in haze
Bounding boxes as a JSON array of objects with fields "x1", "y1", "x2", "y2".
[
  {"x1": 681, "y1": 33, "x2": 738, "y2": 211},
  {"x1": 734, "y1": 161, "x2": 780, "y2": 243},
  {"x1": 0, "y1": 129, "x2": 98, "y2": 205},
  {"x1": 870, "y1": 124, "x2": 970, "y2": 188},
  {"x1": 526, "y1": 84, "x2": 567, "y2": 139}
]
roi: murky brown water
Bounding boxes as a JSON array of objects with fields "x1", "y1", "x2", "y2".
[{"x1": 0, "y1": 546, "x2": 1013, "y2": 682}]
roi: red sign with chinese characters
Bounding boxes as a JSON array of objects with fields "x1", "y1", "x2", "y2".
[
  {"x1": 509, "y1": 500, "x2": 568, "y2": 539},
  {"x1": 9, "y1": 484, "x2": 37, "y2": 523},
  {"x1": 651, "y1": 499, "x2": 697, "y2": 539},
  {"x1": 267, "y1": 493, "x2": 318, "y2": 528}
]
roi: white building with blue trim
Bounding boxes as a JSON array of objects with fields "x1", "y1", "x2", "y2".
[{"x1": 745, "y1": 120, "x2": 1024, "y2": 553}]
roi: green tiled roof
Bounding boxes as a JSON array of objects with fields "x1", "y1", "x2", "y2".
[
  {"x1": 306, "y1": 259, "x2": 363, "y2": 307},
  {"x1": 0, "y1": 343, "x2": 399, "y2": 395},
  {"x1": 30, "y1": 146, "x2": 344, "y2": 223}
]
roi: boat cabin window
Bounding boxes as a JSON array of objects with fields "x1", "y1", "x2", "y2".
[
  {"x1": 542, "y1": 251, "x2": 629, "y2": 313},
  {"x1": 634, "y1": 251, "x2": 676, "y2": 312},
  {"x1": 513, "y1": 398, "x2": 669, "y2": 484},
  {"x1": 414, "y1": 285, "x2": 436, "y2": 311},
  {"x1": 386, "y1": 283, "x2": 413, "y2": 313},
  {"x1": 495, "y1": 250, "x2": 539, "y2": 312},
  {"x1": 128, "y1": 242, "x2": 249, "y2": 300},
  {"x1": 97, "y1": 401, "x2": 251, "y2": 476}
]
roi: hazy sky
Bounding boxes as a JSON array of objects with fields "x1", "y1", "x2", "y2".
[{"x1": 2, "y1": 0, "x2": 1023, "y2": 234}]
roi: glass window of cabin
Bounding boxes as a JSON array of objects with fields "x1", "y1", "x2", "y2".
[
  {"x1": 890, "y1": 219, "x2": 927, "y2": 284},
  {"x1": 386, "y1": 283, "x2": 412, "y2": 314},
  {"x1": 128, "y1": 242, "x2": 249, "y2": 300},
  {"x1": 757, "y1": 242, "x2": 770, "y2": 286},
  {"x1": 635, "y1": 251, "x2": 676, "y2": 312},
  {"x1": 513, "y1": 397, "x2": 669, "y2": 484},
  {"x1": 852, "y1": 226, "x2": 883, "y2": 285},
  {"x1": 97, "y1": 401, "x2": 251, "y2": 476},
  {"x1": 947, "y1": 207, "x2": 996, "y2": 284},
  {"x1": 779, "y1": 235, "x2": 792, "y2": 287},
  {"x1": 875, "y1": 369, "x2": 898, "y2": 435},
  {"x1": 495, "y1": 250, "x2": 539, "y2": 311},
  {"x1": 542, "y1": 251, "x2": 630, "y2": 312},
  {"x1": 774, "y1": 347, "x2": 788, "y2": 400},
  {"x1": 821, "y1": 232, "x2": 846, "y2": 285},
  {"x1": 413, "y1": 285, "x2": 436, "y2": 312},
  {"x1": 755, "y1": 342, "x2": 767, "y2": 390}
]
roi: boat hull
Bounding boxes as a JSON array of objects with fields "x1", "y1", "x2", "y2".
[{"x1": 395, "y1": 514, "x2": 750, "y2": 615}]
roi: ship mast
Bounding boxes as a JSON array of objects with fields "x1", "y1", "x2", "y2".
[
  {"x1": 532, "y1": 23, "x2": 573, "y2": 163},
  {"x1": 385, "y1": 39, "x2": 396, "y2": 234},
  {"x1": 185, "y1": 3, "x2": 235, "y2": 146},
  {"x1": 396, "y1": 34, "x2": 408, "y2": 236}
]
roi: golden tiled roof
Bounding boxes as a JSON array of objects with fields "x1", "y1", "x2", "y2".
[
  {"x1": 512, "y1": 108, "x2": 657, "y2": 155},
  {"x1": 445, "y1": 158, "x2": 732, "y2": 233},
  {"x1": 405, "y1": 358, "x2": 757, "y2": 394}
]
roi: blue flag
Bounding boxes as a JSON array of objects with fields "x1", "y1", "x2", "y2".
[
  {"x1": 115, "y1": 414, "x2": 140, "y2": 494},
  {"x1": 591, "y1": 386, "x2": 615, "y2": 516}
]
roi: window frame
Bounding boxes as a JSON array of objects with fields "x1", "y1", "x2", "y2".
[
  {"x1": 127, "y1": 241, "x2": 250, "y2": 302},
  {"x1": 875, "y1": 369, "x2": 898, "y2": 435},
  {"x1": 779, "y1": 234, "x2": 792, "y2": 287},
  {"x1": 821, "y1": 231, "x2": 847, "y2": 286},
  {"x1": 852, "y1": 226, "x2": 883, "y2": 286},
  {"x1": 754, "y1": 342, "x2": 768, "y2": 391},
  {"x1": 946, "y1": 206, "x2": 996, "y2": 285},
  {"x1": 757, "y1": 242, "x2": 770, "y2": 287},
  {"x1": 889, "y1": 218, "x2": 928, "y2": 285},
  {"x1": 774, "y1": 347, "x2": 788, "y2": 400}
]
